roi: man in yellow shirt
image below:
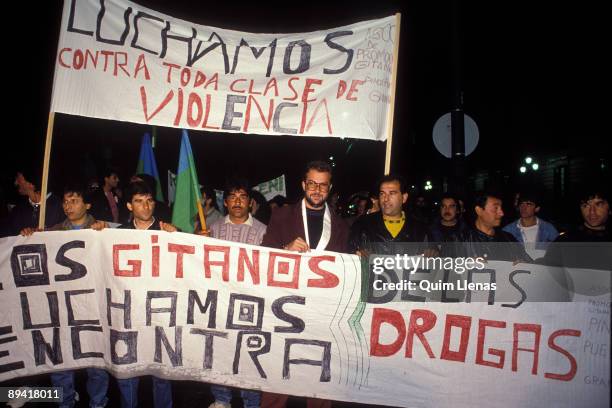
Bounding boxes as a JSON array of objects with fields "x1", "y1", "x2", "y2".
[{"x1": 349, "y1": 175, "x2": 428, "y2": 255}]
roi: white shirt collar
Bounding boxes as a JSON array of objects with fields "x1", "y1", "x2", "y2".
[
  {"x1": 224, "y1": 214, "x2": 253, "y2": 226},
  {"x1": 518, "y1": 217, "x2": 539, "y2": 229}
]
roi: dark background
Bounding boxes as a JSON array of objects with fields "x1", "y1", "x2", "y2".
[{"x1": 1, "y1": 0, "x2": 609, "y2": 222}]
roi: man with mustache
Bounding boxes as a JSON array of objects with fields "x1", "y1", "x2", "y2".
[
  {"x1": 207, "y1": 179, "x2": 266, "y2": 408},
  {"x1": 428, "y1": 194, "x2": 467, "y2": 243}
]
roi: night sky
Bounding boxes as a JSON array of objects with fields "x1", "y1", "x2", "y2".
[{"x1": 2, "y1": 0, "x2": 608, "y2": 202}]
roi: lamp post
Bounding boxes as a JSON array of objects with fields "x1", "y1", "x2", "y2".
[{"x1": 520, "y1": 157, "x2": 539, "y2": 174}]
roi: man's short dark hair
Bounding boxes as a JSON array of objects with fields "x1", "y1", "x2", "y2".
[
  {"x1": 223, "y1": 178, "x2": 250, "y2": 200},
  {"x1": 440, "y1": 194, "x2": 459, "y2": 207},
  {"x1": 304, "y1": 160, "x2": 332, "y2": 179},
  {"x1": 99, "y1": 167, "x2": 119, "y2": 185},
  {"x1": 134, "y1": 173, "x2": 157, "y2": 197},
  {"x1": 473, "y1": 191, "x2": 502, "y2": 212},
  {"x1": 201, "y1": 186, "x2": 219, "y2": 210},
  {"x1": 517, "y1": 191, "x2": 541, "y2": 207},
  {"x1": 577, "y1": 186, "x2": 610, "y2": 204},
  {"x1": 378, "y1": 174, "x2": 407, "y2": 194},
  {"x1": 63, "y1": 183, "x2": 92, "y2": 204},
  {"x1": 126, "y1": 181, "x2": 154, "y2": 203}
]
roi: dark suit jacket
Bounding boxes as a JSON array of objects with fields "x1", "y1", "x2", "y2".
[{"x1": 262, "y1": 201, "x2": 349, "y2": 253}]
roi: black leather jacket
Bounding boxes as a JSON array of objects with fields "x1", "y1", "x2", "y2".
[
  {"x1": 444, "y1": 227, "x2": 531, "y2": 262},
  {"x1": 349, "y1": 212, "x2": 429, "y2": 255}
]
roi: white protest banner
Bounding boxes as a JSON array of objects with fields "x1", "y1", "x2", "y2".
[
  {"x1": 253, "y1": 175, "x2": 286, "y2": 201},
  {"x1": 51, "y1": 0, "x2": 396, "y2": 140},
  {"x1": 0, "y1": 231, "x2": 609, "y2": 407}
]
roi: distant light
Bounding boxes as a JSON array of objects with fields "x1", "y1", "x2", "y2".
[
  {"x1": 329, "y1": 156, "x2": 334, "y2": 160},
  {"x1": 532, "y1": 163, "x2": 539, "y2": 171},
  {"x1": 525, "y1": 157, "x2": 533, "y2": 164},
  {"x1": 411, "y1": 185, "x2": 415, "y2": 189},
  {"x1": 426, "y1": 180, "x2": 432, "y2": 186},
  {"x1": 520, "y1": 166, "x2": 527, "y2": 173}
]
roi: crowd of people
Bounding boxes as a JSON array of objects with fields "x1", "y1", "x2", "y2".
[{"x1": 0, "y1": 160, "x2": 610, "y2": 407}]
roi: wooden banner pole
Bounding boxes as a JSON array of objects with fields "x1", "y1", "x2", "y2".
[
  {"x1": 38, "y1": 112, "x2": 56, "y2": 230},
  {"x1": 384, "y1": 13, "x2": 402, "y2": 175}
]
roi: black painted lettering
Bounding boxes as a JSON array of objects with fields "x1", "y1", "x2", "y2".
[
  {"x1": 32, "y1": 328, "x2": 63, "y2": 366},
  {"x1": 187, "y1": 290, "x2": 217, "y2": 328},
  {"x1": 71, "y1": 326, "x2": 104, "y2": 359},
  {"x1": 55, "y1": 241, "x2": 87, "y2": 281},
  {"x1": 272, "y1": 296, "x2": 305, "y2": 333},
  {"x1": 65, "y1": 289, "x2": 100, "y2": 326},
  {"x1": 154, "y1": 326, "x2": 182, "y2": 367},
  {"x1": 21, "y1": 292, "x2": 59, "y2": 329},
  {"x1": 282, "y1": 339, "x2": 331, "y2": 382},
  {"x1": 107, "y1": 289, "x2": 132, "y2": 329},
  {"x1": 110, "y1": 329, "x2": 138, "y2": 364},
  {"x1": 190, "y1": 328, "x2": 227, "y2": 369},
  {"x1": 146, "y1": 291, "x2": 177, "y2": 327}
]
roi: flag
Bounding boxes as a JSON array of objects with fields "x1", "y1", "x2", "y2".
[
  {"x1": 136, "y1": 132, "x2": 164, "y2": 202},
  {"x1": 171, "y1": 130, "x2": 202, "y2": 232}
]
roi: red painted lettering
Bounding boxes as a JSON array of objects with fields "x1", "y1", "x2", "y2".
[
  {"x1": 307, "y1": 256, "x2": 339, "y2": 288},
  {"x1": 113, "y1": 244, "x2": 141, "y2": 277},
  {"x1": 167, "y1": 243, "x2": 195, "y2": 278},
  {"x1": 440, "y1": 314, "x2": 472, "y2": 362},
  {"x1": 370, "y1": 308, "x2": 406, "y2": 357},
  {"x1": 475, "y1": 319, "x2": 506, "y2": 368}
]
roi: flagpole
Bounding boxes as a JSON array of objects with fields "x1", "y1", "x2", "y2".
[
  {"x1": 384, "y1": 13, "x2": 402, "y2": 175},
  {"x1": 38, "y1": 112, "x2": 56, "y2": 229},
  {"x1": 197, "y1": 199, "x2": 207, "y2": 232}
]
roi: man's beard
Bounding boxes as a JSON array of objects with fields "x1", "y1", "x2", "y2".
[{"x1": 304, "y1": 193, "x2": 326, "y2": 209}]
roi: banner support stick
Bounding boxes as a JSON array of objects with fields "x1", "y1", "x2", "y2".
[
  {"x1": 384, "y1": 13, "x2": 402, "y2": 175},
  {"x1": 38, "y1": 112, "x2": 56, "y2": 230}
]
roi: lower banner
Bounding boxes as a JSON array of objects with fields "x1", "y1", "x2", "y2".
[{"x1": 0, "y1": 230, "x2": 609, "y2": 407}]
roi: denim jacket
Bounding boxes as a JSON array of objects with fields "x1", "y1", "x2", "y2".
[{"x1": 503, "y1": 217, "x2": 559, "y2": 250}]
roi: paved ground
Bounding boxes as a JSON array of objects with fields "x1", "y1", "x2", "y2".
[{"x1": 1, "y1": 373, "x2": 391, "y2": 407}]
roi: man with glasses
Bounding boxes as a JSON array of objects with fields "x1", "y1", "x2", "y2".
[
  {"x1": 260, "y1": 160, "x2": 348, "y2": 408},
  {"x1": 262, "y1": 160, "x2": 348, "y2": 253}
]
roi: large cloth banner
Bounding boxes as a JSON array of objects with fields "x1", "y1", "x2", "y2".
[
  {"x1": 51, "y1": 0, "x2": 396, "y2": 140},
  {"x1": 0, "y1": 230, "x2": 609, "y2": 407}
]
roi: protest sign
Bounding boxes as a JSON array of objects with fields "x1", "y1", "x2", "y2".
[
  {"x1": 51, "y1": 0, "x2": 397, "y2": 141},
  {"x1": 0, "y1": 231, "x2": 609, "y2": 406}
]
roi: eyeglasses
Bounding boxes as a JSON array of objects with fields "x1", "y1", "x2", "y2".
[{"x1": 304, "y1": 180, "x2": 331, "y2": 192}]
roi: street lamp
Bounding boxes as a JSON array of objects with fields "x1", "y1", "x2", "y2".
[{"x1": 520, "y1": 157, "x2": 539, "y2": 174}]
